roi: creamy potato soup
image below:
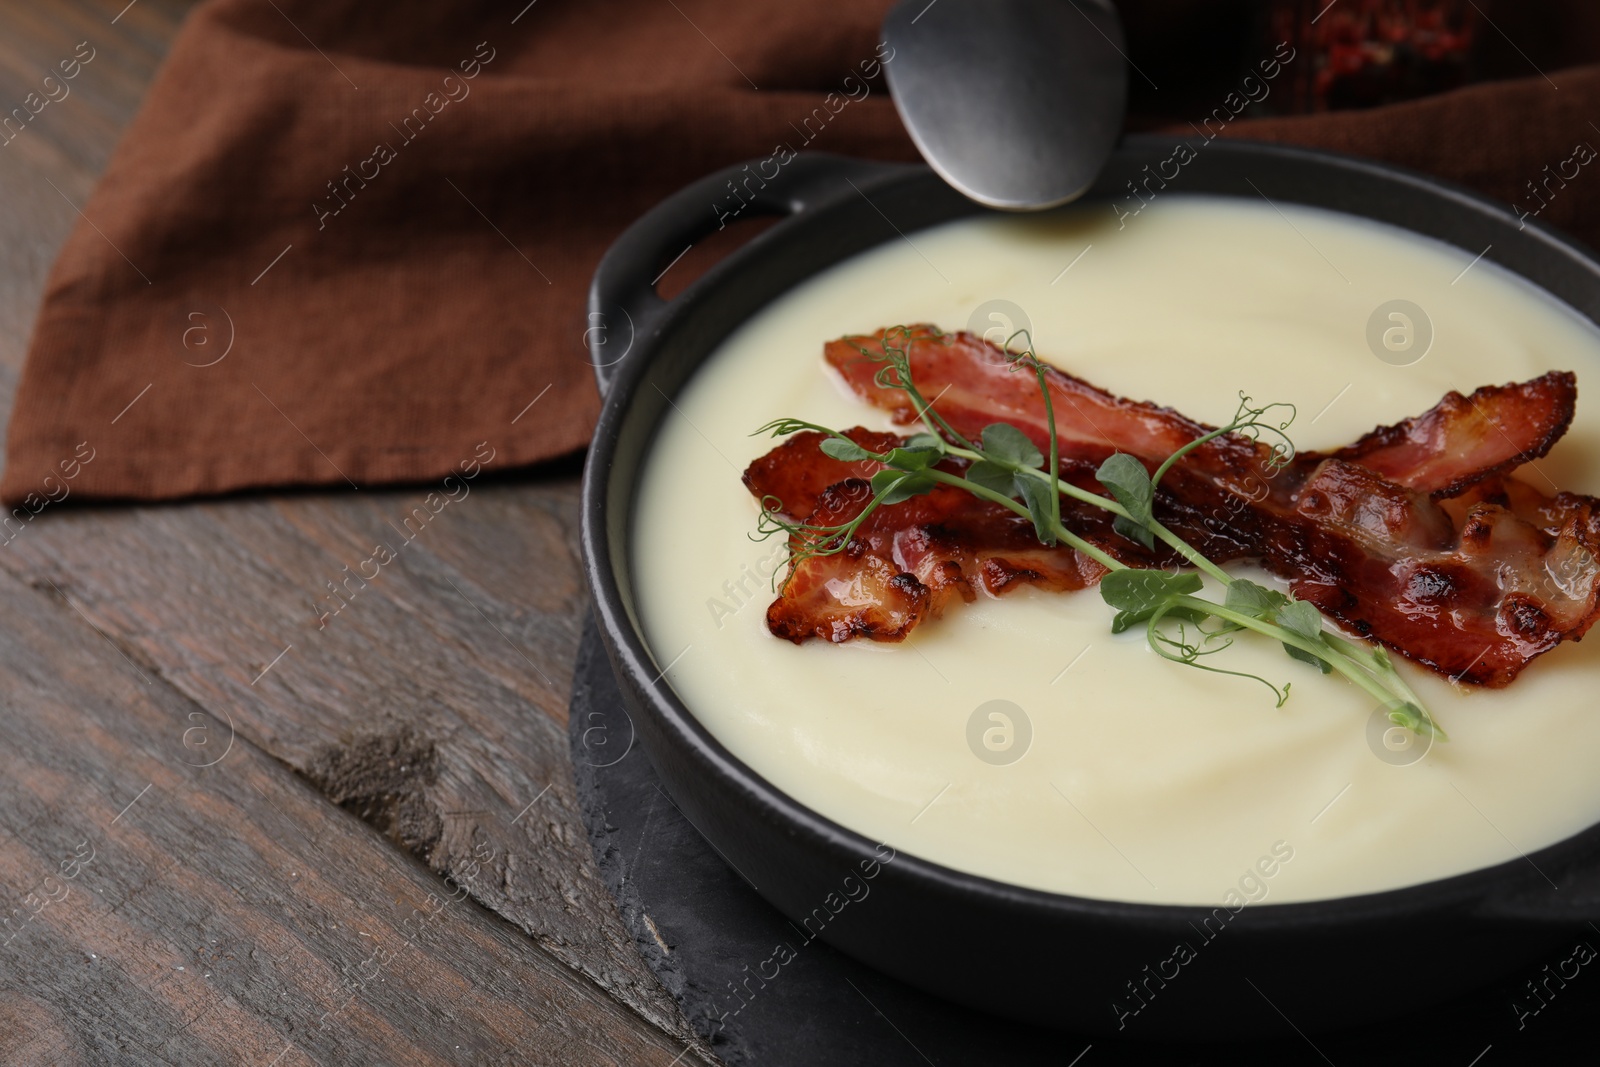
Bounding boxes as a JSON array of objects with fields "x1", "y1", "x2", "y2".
[{"x1": 630, "y1": 195, "x2": 1600, "y2": 905}]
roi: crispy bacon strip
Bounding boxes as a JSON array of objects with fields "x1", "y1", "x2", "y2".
[
  {"x1": 747, "y1": 432, "x2": 1155, "y2": 642},
  {"x1": 822, "y1": 326, "x2": 1575, "y2": 501},
  {"x1": 1300, "y1": 373, "x2": 1577, "y2": 496},
  {"x1": 745, "y1": 326, "x2": 1600, "y2": 686}
]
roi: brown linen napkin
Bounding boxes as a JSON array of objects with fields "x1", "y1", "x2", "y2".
[
  {"x1": 1, "y1": 0, "x2": 919, "y2": 504},
  {"x1": 5, "y1": 0, "x2": 1600, "y2": 505}
]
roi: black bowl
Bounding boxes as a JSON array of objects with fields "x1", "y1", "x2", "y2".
[{"x1": 580, "y1": 138, "x2": 1600, "y2": 1039}]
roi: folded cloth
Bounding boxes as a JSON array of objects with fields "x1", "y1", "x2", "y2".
[{"x1": 5, "y1": 0, "x2": 1598, "y2": 504}]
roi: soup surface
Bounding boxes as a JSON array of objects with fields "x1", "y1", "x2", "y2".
[{"x1": 630, "y1": 194, "x2": 1600, "y2": 905}]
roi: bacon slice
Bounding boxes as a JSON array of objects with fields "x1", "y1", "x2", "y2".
[
  {"x1": 758, "y1": 472, "x2": 1114, "y2": 643},
  {"x1": 1301, "y1": 374, "x2": 1577, "y2": 497},
  {"x1": 1266, "y1": 465, "x2": 1600, "y2": 685},
  {"x1": 745, "y1": 432, "x2": 1155, "y2": 643},
  {"x1": 745, "y1": 326, "x2": 1600, "y2": 687},
  {"x1": 822, "y1": 327, "x2": 1575, "y2": 502}
]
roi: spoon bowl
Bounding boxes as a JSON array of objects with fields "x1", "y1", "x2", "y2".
[{"x1": 882, "y1": 0, "x2": 1129, "y2": 211}]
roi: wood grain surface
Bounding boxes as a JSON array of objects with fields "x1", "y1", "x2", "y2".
[
  {"x1": 0, "y1": 555, "x2": 692, "y2": 1066},
  {"x1": 0, "y1": 2, "x2": 710, "y2": 1062}
]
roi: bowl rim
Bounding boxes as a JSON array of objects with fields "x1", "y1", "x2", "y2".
[{"x1": 581, "y1": 136, "x2": 1600, "y2": 926}]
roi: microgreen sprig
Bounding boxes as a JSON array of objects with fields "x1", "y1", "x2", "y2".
[{"x1": 752, "y1": 327, "x2": 1443, "y2": 741}]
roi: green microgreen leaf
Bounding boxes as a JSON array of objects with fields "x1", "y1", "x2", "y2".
[
  {"x1": 980, "y1": 423, "x2": 1044, "y2": 470},
  {"x1": 1111, "y1": 515, "x2": 1154, "y2": 551},
  {"x1": 883, "y1": 446, "x2": 939, "y2": 472},
  {"x1": 1274, "y1": 598, "x2": 1332, "y2": 673},
  {"x1": 964, "y1": 459, "x2": 1016, "y2": 497},
  {"x1": 1282, "y1": 643, "x2": 1332, "y2": 672},
  {"x1": 1096, "y1": 453, "x2": 1157, "y2": 549},
  {"x1": 1015, "y1": 475, "x2": 1058, "y2": 546},
  {"x1": 1099, "y1": 569, "x2": 1203, "y2": 633},
  {"x1": 1275, "y1": 598, "x2": 1324, "y2": 641},
  {"x1": 818, "y1": 437, "x2": 872, "y2": 462},
  {"x1": 1224, "y1": 578, "x2": 1290, "y2": 618},
  {"x1": 870, "y1": 468, "x2": 937, "y2": 505}
]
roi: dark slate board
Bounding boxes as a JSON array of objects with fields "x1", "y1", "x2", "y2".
[{"x1": 568, "y1": 616, "x2": 1597, "y2": 1066}]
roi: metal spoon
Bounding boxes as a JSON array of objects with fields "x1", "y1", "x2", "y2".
[{"x1": 882, "y1": 0, "x2": 1129, "y2": 211}]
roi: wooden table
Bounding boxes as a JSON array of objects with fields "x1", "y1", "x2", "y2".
[{"x1": 0, "y1": 3, "x2": 711, "y2": 1062}]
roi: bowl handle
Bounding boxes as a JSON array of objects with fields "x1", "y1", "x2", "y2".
[{"x1": 585, "y1": 152, "x2": 917, "y2": 396}]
